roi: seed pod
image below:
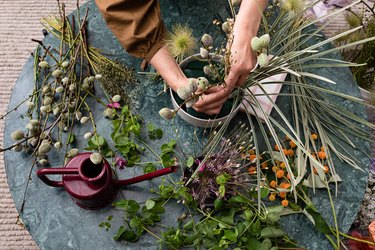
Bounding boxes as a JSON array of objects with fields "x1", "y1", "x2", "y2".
[
  {"x1": 12, "y1": 144, "x2": 23, "y2": 152},
  {"x1": 56, "y1": 86, "x2": 64, "y2": 93},
  {"x1": 68, "y1": 148, "x2": 79, "y2": 158},
  {"x1": 53, "y1": 107, "x2": 61, "y2": 116},
  {"x1": 95, "y1": 74, "x2": 103, "y2": 80},
  {"x1": 222, "y1": 21, "x2": 231, "y2": 33},
  {"x1": 26, "y1": 123, "x2": 34, "y2": 131},
  {"x1": 88, "y1": 76, "x2": 95, "y2": 83},
  {"x1": 61, "y1": 77, "x2": 69, "y2": 85},
  {"x1": 52, "y1": 69, "x2": 63, "y2": 78},
  {"x1": 26, "y1": 101, "x2": 34, "y2": 108},
  {"x1": 28, "y1": 138, "x2": 38, "y2": 147},
  {"x1": 80, "y1": 116, "x2": 89, "y2": 124},
  {"x1": 40, "y1": 131, "x2": 49, "y2": 140},
  {"x1": 200, "y1": 48, "x2": 209, "y2": 59},
  {"x1": 203, "y1": 65, "x2": 212, "y2": 76},
  {"x1": 201, "y1": 33, "x2": 214, "y2": 47},
  {"x1": 159, "y1": 108, "x2": 174, "y2": 120},
  {"x1": 40, "y1": 105, "x2": 51, "y2": 113},
  {"x1": 61, "y1": 61, "x2": 69, "y2": 68},
  {"x1": 38, "y1": 61, "x2": 49, "y2": 68},
  {"x1": 188, "y1": 78, "x2": 198, "y2": 93},
  {"x1": 197, "y1": 77, "x2": 209, "y2": 91},
  {"x1": 69, "y1": 84, "x2": 76, "y2": 91},
  {"x1": 38, "y1": 143, "x2": 51, "y2": 154},
  {"x1": 186, "y1": 97, "x2": 198, "y2": 108},
  {"x1": 11, "y1": 130, "x2": 24, "y2": 140},
  {"x1": 38, "y1": 159, "x2": 48, "y2": 166},
  {"x1": 259, "y1": 34, "x2": 270, "y2": 48},
  {"x1": 251, "y1": 36, "x2": 262, "y2": 52},
  {"x1": 177, "y1": 87, "x2": 191, "y2": 100},
  {"x1": 84, "y1": 132, "x2": 93, "y2": 140},
  {"x1": 42, "y1": 86, "x2": 51, "y2": 95},
  {"x1": 112, "y1": 95, "x2": 121, "y2": 103},
  {"x1": 30, "y1": 119, "x2": 39, "y2": 126},
  {"x1": 75, "y1": 111, "x2": 82, "y2": 121},
  {"x1": 103, "y1": 109, "x2": 115, "y2": 119},
  {"x1": 43, "y1": 97, "x2": 53, "y2": 105},
  {"x1": 90, "y1": 153, "x2": 103, "y2": 165},
  {"x1": 257, "y1": 53, "x2": 270, "y2": 67},
  {"x1": 54, "y1": 141, "x2": 62, "y2": 149},
  {"x1": 82, "y1": 82, "x2": 90, "y2": 90}
]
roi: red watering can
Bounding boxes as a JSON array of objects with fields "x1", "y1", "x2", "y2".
[{"x1": 37, "y1": 152, "x2": 177, "y2": 209}]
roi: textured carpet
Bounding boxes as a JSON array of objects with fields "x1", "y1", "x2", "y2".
[{"x1": 0, "y1": 1, "x2": 373, "y2": 249}]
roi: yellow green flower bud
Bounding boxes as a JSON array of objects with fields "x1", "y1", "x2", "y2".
[
  {"x1": 61, "y1": 61, "x2": 69, "y2": 68},
  {"x1": 258, "y1": 53, "x2": 270, "y2": 67},
  {"x1": 61, "y1": 77, "x2": 69, "y2": 85},
  {"x1": 38, "y1": 61, "x2": 49, "y2": 68},
  {"x1": 52, "y1": 69, "x2": 63, "y2": 78},
  {"x1": 203, "y1": 65, "x2": 212, "y2": 76},
  {"x1": 12, "y1": 144, "x2": 23, "y2": 152},
  {"x1": 26, "y1": 101, "x2": 34, "y2": 108},
  {"x1": 75, "y1": 111, "x2": 82, "y2": 121},
  {"x1": 11, "y1": 130, "x2": 25, "y2": 140}
]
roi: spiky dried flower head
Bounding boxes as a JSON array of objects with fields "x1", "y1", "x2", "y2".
[{"x1": 165, "y1": 24, "x2": 197, "y2": 58}]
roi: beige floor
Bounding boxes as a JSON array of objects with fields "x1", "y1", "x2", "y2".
[{"x1": 0, "y1": 0, "x2": 373, "y2": 249}]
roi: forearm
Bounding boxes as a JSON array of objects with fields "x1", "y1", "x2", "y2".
[{"x1": 234, "y1": 0, "x2": 268, "y2": 37}]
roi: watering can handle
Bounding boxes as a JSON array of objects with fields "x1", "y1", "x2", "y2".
[{"x1": 37, "y1": 168, "x2": 79, "y2": 187}]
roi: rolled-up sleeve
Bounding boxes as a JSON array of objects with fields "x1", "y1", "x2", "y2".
[{"x1": 95, "y1": 0, "x2": 166, "y2": 62}]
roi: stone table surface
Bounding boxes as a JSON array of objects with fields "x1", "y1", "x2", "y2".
[{"x1": 3, "y1": 1, "x2": 370, "y2": 249}]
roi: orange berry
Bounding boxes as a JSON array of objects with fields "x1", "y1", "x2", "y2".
[
  {"x1": 270, "y1": 180, "x2": 277, "y2": 188},
  {"x1": 311, "y1": 133, "x2": 318, "y2": 140},
  {"x1": 248, "y1": 166, "x2": 256, "y2": 175},
  {"x1": 274, "y1": 144, "x2": 279, "y2": 151},
  {"x1": 289, "y1": 141, "x2": 296, "y2": 148},
  {"x1": 283, "y1": 149, "x2": 288, "y2": 155},
  {"x1": 280, "y1": 162, "x2": 286, "y2": 169},
  {"x1": 269, "y1": 194, "x2": 276, "y2": 201},
  {"x1": 286, "y1": 173, "x2": 291, "y2": 180},
  {"x1": 323, "y1": 165, "x2": 329, "y2": 173},
  {"x1": 320, "y1": 146, "x2": 325, "y2": 152},
  {"x1": 261, "y1": 162, "x2": 268, "y2": 169},
  {"x1": 279, "y1": 192, "x2": 286, "y2": 199},
  {"x1": 318, "y1": 151, "x2": 326, "y2": 160},
  {"x1": 249, "y1": 154, "x2": 257, "y2": 161},
  {"x1": 272, "y1": 166, "x2": 278, "y2": 172},
  {"x1": 280, "y1": 182, "x2": 291, "y2": 189},
  {"x1": 276, "y1": 169, "x2": 285, "y2": 178},
  {"x1": 287, "y1": 149, "x2": 294, "y2": 156},
  {"x1": 248, "y1": 149, "x2": 255, "y2": 155},
  {"x1": 281, "y1": 199, "x2": 289, "y2": 207}
]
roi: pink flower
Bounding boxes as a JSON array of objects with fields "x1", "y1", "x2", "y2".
[
  {"x1": 115, "y1": 156, "x2": 127, "y2": 169},
  {"x1": 107, "y1": 102, "x2": 121, "y2": 109}
]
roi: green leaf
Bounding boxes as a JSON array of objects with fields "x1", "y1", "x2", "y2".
[
  {"x1": 222, "y1": 230, "x2": 237, "y2": 242},
  {"x1": 145, "y1": 200, "x2": 156, "y2": 210},
  {"x1": 91, "y1": 135, "x2": 105, "y2": 147},
  {"x1": 183, "y1": 219, "x2": 194, "y2": 230},
  {"x1": 260, "y1": 227, "x2": 284, "y2": 238},
  {"x1": 305, "y1": 207, "x2": 331, "y2": 234},
  {"x1": 228, "y1": 195, "x2": 248, "y2": 204},
  {"x1": 154, "y1": 129, "x2": 163, "y2": 139},
  {"x1": 220, "y1": 208, "x2": 236, "y2": 226},
  {"x1": 186, "y1": 156, "x2": 195, "y2": 168},
  {"x1": 129, "y1": 217, "x2": 141, "y2": 228},
  {"x1": 121, "y1": 105, "x2": 129, "y2": 115},
  {"x1": 245, "y1": 237, "x2": 262, "y2": 250},
  {"x1": 67, "y1": 133, "x2": 75, "y2": 144},
  {"x1": 144, "y1": 163, "x2": 156, "y2": 174},
  {"x1": 214, "y1": 198, "x2": 224, "y2": 209},
  {"x1": 267, "y1": 206, "x2": 284, "y2": 214},
  {"x1": 260, "y1": 188, "x2": 270, "y2": 198},
  {"x1": 167, "y1": 140, "x2": 176, "y2": 148},
  {"x1": 113, "y1": 226, "x2": 126, "y2": 241}
]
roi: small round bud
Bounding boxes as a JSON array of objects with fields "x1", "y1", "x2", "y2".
[
  {"x1": 159, "y1": 108, "x2": 174, "y2": 120},
  {"x1": 75, "y1": 111, "x2": 82, "y2": 121},
  {"x1": 69, "y1": 84, "x2": 76, "y2": 91},
  {"x1": 80, "y1": 116, "x2": 89, "y2": 124},
  {"x1": 90, "y1": 153, "x2": 103, "y2": 165},
  {"x1": 38, "y1": 143, "x2": 52, "y2": 154},
  {"x1": 40, "y1": 105, "x2": 51, "y2": 113},
  {"x1": 177, "y1": 87, "x2": 191, "y2": 100},
  {"x1": 88, "y1": 76, "x2": 95, "y2": 83},
  {"x1": 251, "y1": 37, "x2": 262, "y2": 52},
  {"x1": 201, "y1": 33, "x2": 214, "y2": 47},
  {"x1": 38, "y1": 61, "x2": 49, "y2": 68},
  {"x1": 30, "y1": 119, "x2": 39, "y2": 126},
  {"x1": 28, "y1": 138, "x2": 38, "y2": 147},
  {"x1": 257, "y1": 53, "x2": 270, "y2": 67},
  {"x1": 95, "y1": 74, "x2": 103, "y2": 80},
  {"x1": 38, "y1": 159, "x2": 48, "y2": 166},
  {"x1": 52, "y1": 69, "x2": 63, "y2": 78},
  {"x1": 82, "y1": 82, "x2": 90, "y2": 90},
  {"x1": 42, "y1": 86, "x2": 51, "y2": 95},
  {"x1": 61, "y1": 61, "x2": 69, "y2": 68},
  {"x1": 197, "y1": 77, "x2": 209, "y2": 91},
  {"x1": 68, "y1": 148, "x2": 79, "y2": 158},
  {"x1": 26, "y1": 123, "x2": 34, "y2": 131},
  {"x1": 53, "y1": 107, "x2": 61, "y2": 116},
  {"x1": 103, "y1": 109, "x2": 115, "y2": 119},
  {"x1": 200, "y1": 47, "x2": 209, "y2": 59},
  {"x1": 112, "y1": 95, "x2": 121, "y2": 103},
  {"x1": 61, "y1": 77, "x2": 69, "y2": 85},
  {"x1": 259, "y1": 34, "x2": 270, "y2": 47},
  {"x1": 54, "y1": 141, "x2": 62, "y2": 149},
  {"x1": 12, "y1": 144, "x2": 23, "y2": 152},
  {"x1": 84, "y1": 132, "x2": 93, "y2": 140},
  {"x1": 11, "y1": 130, "x2": 25, "y2": 140}
]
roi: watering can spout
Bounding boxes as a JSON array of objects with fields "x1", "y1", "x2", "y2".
[{"x1": 116, "y1": 166, "x2": 178, "y2": 186}]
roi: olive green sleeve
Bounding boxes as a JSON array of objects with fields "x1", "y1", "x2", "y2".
[{"x1": 95, "y1": 0, "x2": 166, "y2": 62}]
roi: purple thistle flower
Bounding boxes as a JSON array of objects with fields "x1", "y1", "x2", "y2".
[{"x1": 115, "y1": 156, "x2": 127, "y2": 169}]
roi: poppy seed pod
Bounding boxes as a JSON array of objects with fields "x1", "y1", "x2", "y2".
[
  {"x1": 258, "y1": 53, "x2": 270, "y2": 67},
  {"x1": 26, "y1": 123, "x2": 34, "y2": 131},
  {"x1": 222, "y1": 21, "x2": 231, "y2": 33},
  {"x1": 95, "y1": 74, "x2": 103, "y2": 80},
  {"x1": 251, "y1": 37, "x2": 263, "y2": 52},
  {"x1": 80, "y1": 116, "x2": 89, "y2": 124},
  {"x1": 84, "y1": 132, "x2": 93, "y2": 140},
  {"x1": 90, "y1": 153, "x2": 103, "y2": 165},
  {"x1": 38, "y1": 159, "x2": 48, "y2": 166},
  {"x1": 38, "y1": 61, "x2": 49, "y2": 68},
  {"x1": 61, "y1": 77, "x2": 69, "y2": 85},
  {"x1": 53, "y1": 107, "x2": 61, "y2": 116},
  {"x1": 75, "y1": 111, "x2": 82, "y2": 121},
  {"x1": 200, "y1": 48, "x2": 209, "y2": 59},
  {"x1": 52, "y1": 69, "x2": 63, "y2": 78},
  {"x1": 177, "y1": 87, "x2": 191, "y2": 100},
  {"x1": 201, "y1": 33, "x2": 213, "y2": 47},
  {"x1": 259, "y1": 34, "x2": 270, "y2": 47},
  {"x1": 11, "y1": 130, "x2": 25, "y2": 140},
  {"x1": 56, "y1": 86, "x2": 64, "y2": 93},
  {"x1": 43, "y1": 97, "x2": 53, "y2": 106},
  {"x1": 112, "y1": 95, "x2": 121, "y2": 103},
  {"x1": 38, "y1": 143, "x2": 51, "y2": 154},
  {"x1": 159, "y1": 108, "x2": 175, "y2": 120},
  {"x1": 68, "y1": 148, "x2": 79, "y2": 158}
]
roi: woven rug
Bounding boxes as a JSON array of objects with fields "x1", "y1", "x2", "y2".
[{"x1": 0, "y1": 1, "x2": 373, "y2": 249}]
